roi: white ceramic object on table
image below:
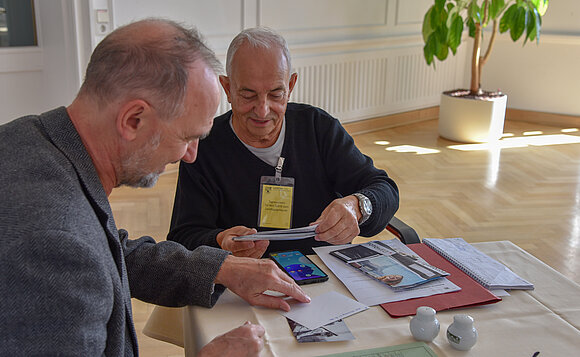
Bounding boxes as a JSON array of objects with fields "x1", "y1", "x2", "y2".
[
  {"x1": 447, "y1": 314, "x2": 478, "y2": 350},
  {"x1": 409, "y1": 306, "x2": 440, "y2": 342}
]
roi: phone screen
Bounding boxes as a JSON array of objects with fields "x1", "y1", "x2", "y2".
[{"x1": 269, "y1": 250, "x2": 329, "y2": 285}]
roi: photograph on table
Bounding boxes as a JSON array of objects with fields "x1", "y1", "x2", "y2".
[{"x1": 287, "y1": 318, "x2": 355, "y2": 343}]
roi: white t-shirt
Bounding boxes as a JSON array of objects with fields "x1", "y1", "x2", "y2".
[{"x1": 229, "y1": 116, "x2": 285, "y2": 167}]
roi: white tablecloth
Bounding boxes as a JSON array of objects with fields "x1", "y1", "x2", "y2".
[{"x1": 143, "y1": 241, "x2": 580, "y2": 356}]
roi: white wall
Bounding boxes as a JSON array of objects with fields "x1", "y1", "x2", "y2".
[
  {"x1": 1, "y1": 0, "x2": 578, "y2": 126},
  {"x1": 2, "y1": 0, "x2": 459, "y2": 125},
  {"x1": 109, "y1": 0, "x2": 463, "y2": 122},
  {"x1": 482, "y1": 1, "x2": 580, "y2": 116}
]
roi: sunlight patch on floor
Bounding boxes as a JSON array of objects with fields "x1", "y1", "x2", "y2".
[
  {"x1": 562, "y1": 128, "x2": 579, "y2": 133},
  {"x1": 448, "y1": 134, "x2": 580, "y2": 151},
  {"x1": 385, "y1": 145, "x2": 440, "y2": 155}
]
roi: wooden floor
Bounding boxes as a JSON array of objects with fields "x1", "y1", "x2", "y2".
[{"x1": 109, "y1": 117, "x2": 580, "y2": 357}]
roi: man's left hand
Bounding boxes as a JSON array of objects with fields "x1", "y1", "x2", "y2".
[{"x1": 311, "y1": 196, "x2": 361, "y2": 244}]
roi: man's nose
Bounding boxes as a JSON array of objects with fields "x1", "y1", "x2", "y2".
[
  {"x1": 181, "y1": 141, "x2": 198, "y2": 164},
  {"x1": 254, "y1": 97, "x2": 270, "y2": 118}
]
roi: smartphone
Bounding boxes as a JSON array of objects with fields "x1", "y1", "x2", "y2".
[{"x1": 269, "y1": 250, "x2": 329, "y2": 285}]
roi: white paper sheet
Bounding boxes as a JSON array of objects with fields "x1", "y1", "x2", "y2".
[
  {"x1": 313, "y1": 239, "x2": 461, "y2": 306},
  {"x1": 233, "y1": 225, "x2": 318, "y2": 241},
  {"x1": 282, "y1": 291, "x2": 368, "y2": 330}
]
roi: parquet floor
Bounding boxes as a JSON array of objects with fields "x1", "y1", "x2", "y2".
[{"x1": 109, "y1": 117, "x2": 580, "y2": 356}]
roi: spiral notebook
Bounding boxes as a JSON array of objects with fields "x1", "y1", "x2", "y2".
[{"x1": 422, "y1": 238, "x2": 533, "y2": 290}]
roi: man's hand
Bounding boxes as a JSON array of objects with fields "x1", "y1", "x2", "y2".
[
  {"x1": 217, "y1": 226, "x2": 269, "y2": 258},
  {"x1": 215, "y1": 255, "x2": 311, "y2": 311},
  {"x1": 198, "y1": 321, "x2": 265, "y2": 357},
  {"x1": 311, "y1": 195, "x2": 361, "y2": 244}
]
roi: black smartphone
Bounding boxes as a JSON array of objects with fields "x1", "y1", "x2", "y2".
[{"x1": 269, "y1": 250, "x2": 329, "y2": 285}]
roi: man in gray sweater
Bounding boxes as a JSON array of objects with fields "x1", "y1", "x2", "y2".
[{"x1": 0, "y1": 19, "x2": 309, "y2": 356}]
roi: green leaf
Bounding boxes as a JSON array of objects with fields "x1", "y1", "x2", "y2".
[
  {"x1": 422, "y1": 7, "x2": 435, "y2": 42},
  {"x1": 446, "y1": 6, "x2": 458, "y2": 28},
  {"x1": 489, "y1": 0, "x2": 506, "y2": 20},
  {"x1": 448, "y1": 15, "x2": 464, "y2": 53},
  {"x1": 467, "y1": 17, "x2": 476, "y2": 37},
  {"x1": 423, "y1": 41, "x2": 434, "y2": 66},
  {"x1": 430, "y1": 2, "x2": 448, "y2": 28},
  {"x1": 425, "y1": 33, "x2": 438, "y2": 63},
  {"x1": 441, "y1": 9, "x2": 449, "y2": 33},
  {"x1": 524, "y1": 8, "x2": 536, "y2": 44},
  {"x1": 530, "y1": 0, "x2": 549, "y2": 16},
  {"x1": 430, "y1": 4, "x2": 440, "y2": 27},
  {"x1": 434, "y1": 0, "x2": 446, "y2": 12},
  {"x1": 539, "y1": 0, "x2": 549, "y2": 17},
  {"x1": 436, "y1": 42, "x2": 449, "y2": 61},
  {"x1": 532, "y1": 7, "x2": 542, "y2": 44},
  {"x1": 510, "y1": 6, "x2": 526, "y2": 41},
  {"x1": 469, "y1": 1, "x2": 481, "y2": 23},
  {"x1": 499, "y1": 4, "x2": 516, "y2": 34},
  {"x1": 456, "y1": 0, "x2": 470, "y2": 12},
  {"x1": 432, "y1": 34, "x2": 442, "y2": 61}
]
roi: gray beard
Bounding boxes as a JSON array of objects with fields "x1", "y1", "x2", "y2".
[
  {"x1": 118, "y1": 133, "x2": 161, "y2": 188},
  {"x1": 123, "y1": 171, "x2": 160, "y2": 188}
]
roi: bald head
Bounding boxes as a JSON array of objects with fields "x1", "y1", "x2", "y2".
[{"x1": 79, "y1": 18, "x2": 222, "y2": 120}]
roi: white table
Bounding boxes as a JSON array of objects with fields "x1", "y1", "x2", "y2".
[{"x1": 144, "y1": 241, "x2": 580, "y2": 356}]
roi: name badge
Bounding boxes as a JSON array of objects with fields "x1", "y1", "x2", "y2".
[{"x1": 258, "y1": 157, "x2": 294, "y2": 229}]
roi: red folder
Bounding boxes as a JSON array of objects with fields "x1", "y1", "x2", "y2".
[{"x1": 380, "y1": 243, "x2": 501, "y2": 317}]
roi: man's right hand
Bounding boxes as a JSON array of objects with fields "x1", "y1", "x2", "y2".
[
  {"x1": 198, "y1": 321, "x2": 265, "y2": 357},
  {"x1": 215, "y1": 255, "x2": 311, "y2": 311},
  {"x1": 217, "y1": 226, "x2": 269, "y2": 258}
]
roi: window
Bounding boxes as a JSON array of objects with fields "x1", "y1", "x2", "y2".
[{"x1": 0, "y1": 0, "x2": 37, "y2": 47}]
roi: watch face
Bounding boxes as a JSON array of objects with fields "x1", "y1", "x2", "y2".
[
  {"x1": 362, "y1": 199, "x2": 371, "y2": 214},
  {"x1": 355, "y1": 194, "x2": 372, "y2": 216}
]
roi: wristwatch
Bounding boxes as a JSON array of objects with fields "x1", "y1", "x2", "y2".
[{"x1": 353, "y1": 193, "x2": 372, "y2": 225}]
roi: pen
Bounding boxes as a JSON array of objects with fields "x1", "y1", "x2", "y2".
[{"x1": 532, "y1": 352, "x2": 540, "y2": 357}]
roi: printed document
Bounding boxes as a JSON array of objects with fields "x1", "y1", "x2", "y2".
[
  {"x1": 329, "y1": 240, "x2": 449, "y2": 290},
  {"x1": 233, "y1": 225, "x2": 317, "y2": 241},
  {"x1": 314, "y1": 239, "x2": 460, "y2": 306}
]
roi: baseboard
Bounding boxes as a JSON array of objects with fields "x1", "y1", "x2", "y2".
[
  {"x1": 343, "y1": 107, "x2": 580, "y2": 136},
  {"x1": 343, "y1": 106, "x2": 439, "y2": 136},
  {"x1": 506, "y1": 109, "x2": 580, "y2": 128}
]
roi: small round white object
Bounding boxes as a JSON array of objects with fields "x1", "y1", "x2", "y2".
[
  {"x1": 447, "y1": 314, "x2": 478, "y2": 350},
  {"x1": 409, "y1": 306, "x2": 440, "y2": 342}
]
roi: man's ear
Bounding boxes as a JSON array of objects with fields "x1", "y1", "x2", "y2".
[
  {"x1": 219, "y1": 75, "x2": 232, "y2": 103},
  {"x1": 288, "y1": 72, "x2": 298, "y2": 96},
  {"x1": 116, "y1": 99, "x2": 151, "y2": 141}
]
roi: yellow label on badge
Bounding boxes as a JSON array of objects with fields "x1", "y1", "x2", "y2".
[{"x1": 259, "y1": 184, "x2": 293, "y2": 229}]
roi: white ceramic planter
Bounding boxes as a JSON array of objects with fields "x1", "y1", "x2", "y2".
[{"x1": 438, "y1": 91, "x2": 508, "y2": 143}]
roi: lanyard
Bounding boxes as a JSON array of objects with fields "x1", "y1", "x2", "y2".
[{"x1": 275, "y1": 156, "x2": 285, "y2": 182}]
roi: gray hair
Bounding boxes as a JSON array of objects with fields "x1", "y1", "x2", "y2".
[
  {"x1": 79, "y1": 18, "x2": 222, "y2": 120},
  {"x1": 225, "y1": 27, "x2": 292, "y2": 77}
]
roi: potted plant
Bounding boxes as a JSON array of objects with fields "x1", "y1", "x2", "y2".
[{"x1": 422, "y1": 0, "x2": 549, "y2": 142}]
